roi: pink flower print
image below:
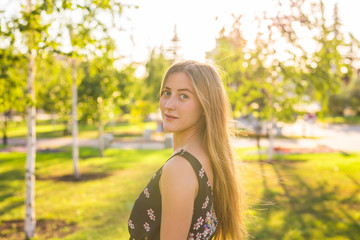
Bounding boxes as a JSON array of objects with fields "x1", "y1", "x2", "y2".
[
  {"x1": 202, "y1": 196, "x2": 209, "y2": 209},
  {"x1": 207, "y1": 180, "x2": 211, "y2": 187},
  {"x1": 147, "y1": 208, "x2": 156, "y2": 221},
  {"x1": 143, "y1": 222, "x2": 150, "y2": 232},
  {"x1": 152, "y1": 173, "x2": 156, "y2": 179},
  {"x1": 195, "y1": 232, "x2": 202, "y2": 240},
  {"x1": 205, "y1": 206, "x2": 218, "y2": 236},
  {"x1": 206, "y1": 211, "x2": 212, "y2": 221},
  {"x1": 202, "y1": 226, "x2": 210, "y2": 238},
  {"x1": 199, "y1": 168, "x2": 205, "y2": 178},
  {"x1": 144, "y1": 188, "x2": 150, "y2": 198},
  {"x1": 211, "y1": 206, "x2": 217, "y2": 220},
  {"x1": 188, "y1": 232, "x2": 194, "y2": 240},
  {"x1": 128, "y1": 219, "x2": 135, "y2": 229},
  {"x1": 193, "y1": 216, "x2": 204, "y2": 230}
]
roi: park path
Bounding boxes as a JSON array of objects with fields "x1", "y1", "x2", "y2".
[
  {"x1": 239, "y1": 123, "x2": 360, "y2": 152},
  {"x1": 3, "y1": 123, "x2": 360, "y2": 152}
]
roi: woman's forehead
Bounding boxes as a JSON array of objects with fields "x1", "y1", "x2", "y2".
[{"x1": 165, "y1": 72, "x2": 194, "y2": 90}]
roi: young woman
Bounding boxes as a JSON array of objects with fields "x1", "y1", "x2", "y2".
[{"x1": 128, "y1": 61, "x2": 247, "y2": 240}]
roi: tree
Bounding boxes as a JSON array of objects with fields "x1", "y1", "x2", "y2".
[
  {"x1": 51, "y1": 0, "x2": 136, "y2": 171},
  {"x1": 0, "y1": 4, "x2": 28, "y2": 146},
  {"x1": 143, "y1": 49, "x2": 172, "y2": 114},
  {"x1": 208, "y1": 15, "x2": 301, "y2": 160},
  {"x1": 2, "y1": 0, "x2": 134, "y2": 236},
  {"x1": 0, "y1": 46, "x2": 27, "y2": 145},
  {"x1": 2, "y1": 0, "x2": 61, "y2": 236},
  {"x1": 36, "y1": 54, "x2": 73, "y2": 133},
  {"x1": 272, "y1": 0, "x2": 354, "y2": 118},
  {"x1": 78, "y1": 55, "x2": 137, "y2": 156},
  {"x1": 24, "y1": 0, "x2": 39, "y2": 237}
]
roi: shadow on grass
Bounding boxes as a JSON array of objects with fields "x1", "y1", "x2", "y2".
[
  {"x1": 0, "y1": 198, "x2": 23, "y2": 217},
  {"x1": 0, "y1": 219, "x2": 77, "y2": 240},
  {"x1": 251, "y1": 159, "x2": 360, "y2": 240},
  {"x1": 36, "y1": 130, "x2": 68, "y2": 138},
  {"x1": 0, "y1": 169, "x2": 24, "y2": 217},
  {"x1": 113, "y1": 132, "x2": 142, "y2": 139},
  {"x1": 37, "y1": 172, "x2": 112, "y2": 182},
  {"x1": 345, "y1": 174, "x2": 360, "y2": 188},
  {"x1": 0, "y1": 169, "x2": 23, "y2": 181}
]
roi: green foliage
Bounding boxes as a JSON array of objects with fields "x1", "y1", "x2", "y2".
[
  {"x1": 272, "y1": 0, "x2": 355, "y2": 118},
  {"x1": 328, "y1": 78, "x2": 360, "y2": 116},
  {"x1": 78, "y1": 57, "x2": 137, "y2": 125},
  {"x1": 207, "y1": 0, "x2": 360, "y2": 123},
  {"x1": 0, "y1": 9, "x2": 28, "y2": 114},
  {"x1": 0, "y1": 50, "x2": 27, "y2": 113},
  {"x1": 143, "y1": 49, "x2": 172, "y2": 113},
  {"x1": 208, "y1": 16, "x2": 300, "y2": 123},
  {"x1": 53, "y1": 0, "x2": 130, "y2": 59},
  {"x1": 36, "y1": 54, "x2": 72, "y2": 121}
]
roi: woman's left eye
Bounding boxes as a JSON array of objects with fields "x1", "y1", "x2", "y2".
[{"x1": 180, "y1": 94, "x2": 188, "y2": 99}]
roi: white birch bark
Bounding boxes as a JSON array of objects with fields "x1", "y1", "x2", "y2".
[
  {"x1": 71, "y1": 59, "x2": 80, "y2": 179},
  {"x1": 24, "y1": 0, "x2": 36, "y2": 234}
]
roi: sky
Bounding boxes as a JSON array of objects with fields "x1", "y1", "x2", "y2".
[
  {"x1": 2, "y1": 0, "x2": 360, "y2": 68},
  {"x1": 118, "y1": 0, "x2": 360, "y2": 63}
]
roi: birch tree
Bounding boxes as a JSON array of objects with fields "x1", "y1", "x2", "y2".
[
  {"x1": 54, "y1": 0, "x2": 135, "y2": 161},
  {"x1": 1, "y1": 0, "x2": 50, "y2": 236},
  {"x1": 20, "y1": 0, "x2": 56, "y2": 237},
  {"x1": 71, "y1": 58, "x2": 80, "y2": 178},
  {"x1": 24, "y1": 0, "x2": 37, "y2": 237}
]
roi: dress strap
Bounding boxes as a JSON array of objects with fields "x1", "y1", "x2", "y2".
[{"x1": 177, "y1": 150, "x2": 204, "y2": 175}]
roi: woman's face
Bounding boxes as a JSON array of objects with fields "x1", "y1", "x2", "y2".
[{"x1": 160, "y1": 72, "x2": 203, "y2": 134}]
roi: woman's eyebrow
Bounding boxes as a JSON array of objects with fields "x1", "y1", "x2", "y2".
[
  {"x1": 178, "y1": 88, "x2": 194, "y2": 94},
  {"x1": 164, "y1": 86, "x2": 193, "y2": 94}
]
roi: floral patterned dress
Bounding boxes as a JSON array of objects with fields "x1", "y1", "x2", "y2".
[{"x1": 128, "y1": 149, "x2": 218, "y2": 240}]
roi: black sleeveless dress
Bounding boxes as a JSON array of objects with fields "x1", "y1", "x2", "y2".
[{"x1": 128, "y1": 149, "x2": 218, "y2": 240}]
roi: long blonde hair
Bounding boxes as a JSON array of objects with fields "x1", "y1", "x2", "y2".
[{"x1": 160, "y1": 61, "x2": 247, "y2": 240}]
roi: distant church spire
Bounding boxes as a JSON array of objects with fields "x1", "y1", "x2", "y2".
[{"x1": 170, "y1": 25, "x2": 180, "y2": 63}]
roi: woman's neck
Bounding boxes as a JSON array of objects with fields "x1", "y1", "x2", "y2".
[{"x1": 172, "y1": 127, "x2": 203, "y2": 152}]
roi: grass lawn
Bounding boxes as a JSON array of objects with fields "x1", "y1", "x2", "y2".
[
  {"x1": 5, "y1": 121, "x2": 157, "y2": 140},
  {"x1": 0, "y1": 148, "x2": 359, "y2": 240},
  {"x1": 321, "y1": 116, "x2": 360, "y2": 125}
]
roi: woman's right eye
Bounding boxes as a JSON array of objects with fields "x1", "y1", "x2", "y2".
[{"x1": 163, "y1": 90, "x2": 171, "y2": 96}]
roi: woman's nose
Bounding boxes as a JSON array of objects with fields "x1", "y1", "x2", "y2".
[{"x1": 164, "y1": 96, "x2": 176, "y2": 110}]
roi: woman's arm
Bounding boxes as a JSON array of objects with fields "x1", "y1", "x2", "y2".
[{"x1": 159, "y1": 155, "x2": 198, "y2": 240}]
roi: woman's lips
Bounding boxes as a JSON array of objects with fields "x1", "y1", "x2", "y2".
[{"x1": 164, "y1": 114, "x2": 178, "y2": 120}]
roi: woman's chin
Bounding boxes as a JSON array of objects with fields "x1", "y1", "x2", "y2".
[
  {"x1": 163, "y1": 127, "x2": 174, "y2": 133},
  {"x1": 163, "y1": 125, "x2": 177, "y2": 133}
]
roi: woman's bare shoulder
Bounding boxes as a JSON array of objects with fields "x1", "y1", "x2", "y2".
[{"x1": 160, "y1": 155, "x2": 198, "y2": 195}]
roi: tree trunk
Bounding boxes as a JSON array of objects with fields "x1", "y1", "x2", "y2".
[
  {"x1": 71, "y1": 58, "x2": 80, "y2": 179},
  {"x1": 267, "y1": 118, "x2": 275, "y2": 162},
  {"x1": 267, "y1": 82, "x2": 275, "y2": 163},
  {"x1": 24, "y1": 31, "x2": 37, "y2": 239},
  {"x1": 2, "y1": 112, "x2": 9, "y2": 146},
  {"x1": 255, "y1": 119, "x2": 262, "y2": 161},
  {"x1": 51, "y1": 110, "x2": 56, "y2": 132},
  {"x1": 98, "y1": 120, "x2": 104, "y2": 157}
]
